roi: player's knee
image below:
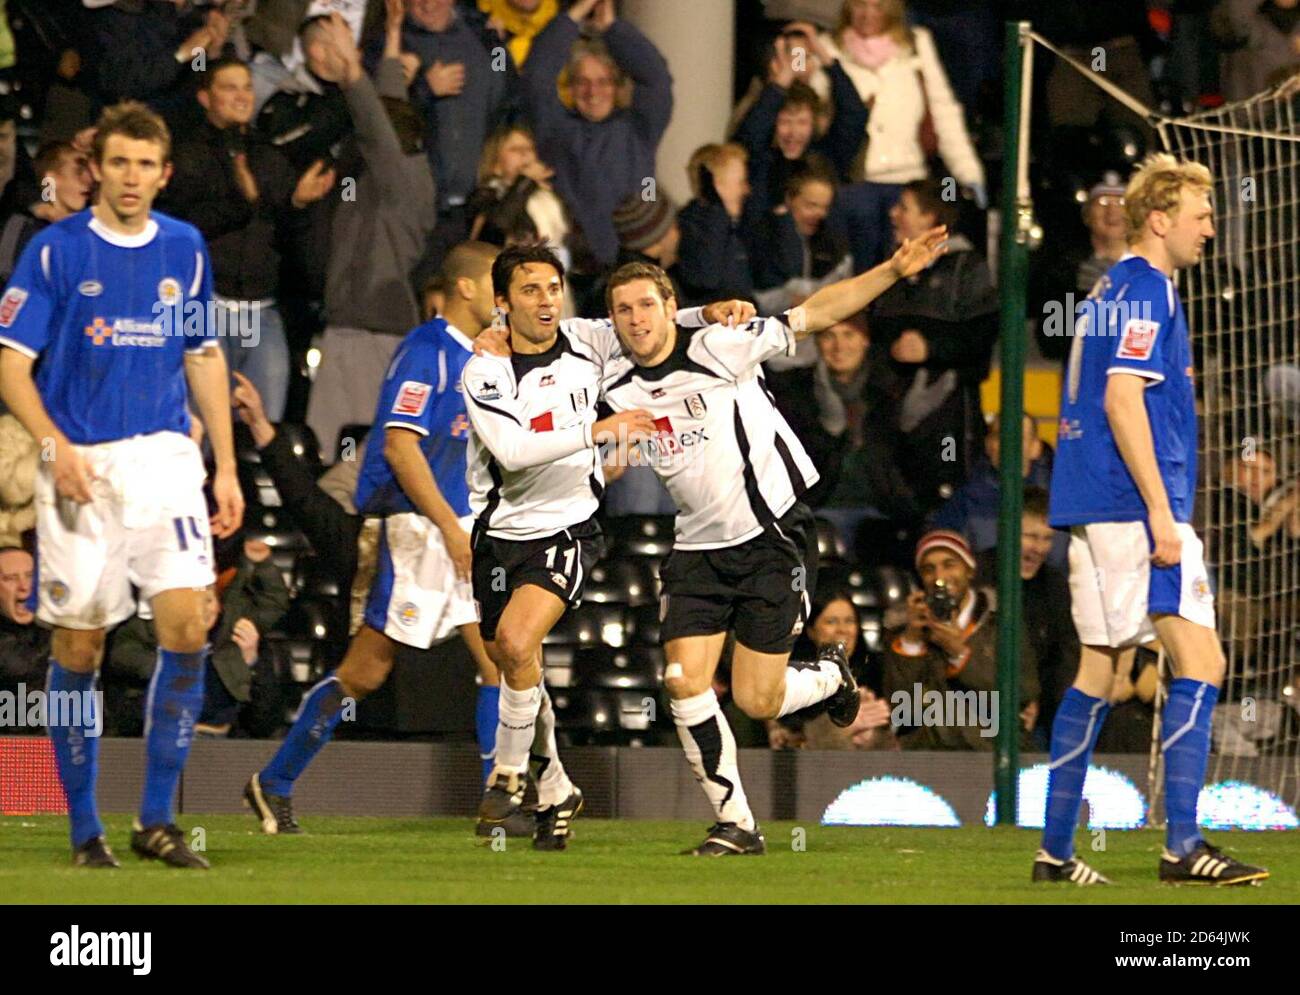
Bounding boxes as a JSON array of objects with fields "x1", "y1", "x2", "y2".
[
  {"x1": 52, "y1": 630, "x2": 105, "y2": 672},
  {"x1": 493, "y1": 627, "x2": 536, "y2": 673},
  {"x1": 157, "y1": 615, "x2": 210, "y2": 654},
  {"x1": 732, "y1": 682, "x2": 782, "y2": 721}
]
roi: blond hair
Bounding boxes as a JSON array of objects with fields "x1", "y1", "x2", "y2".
[
  {"x1": 686, "y1": 142, "x2": 747, "y2": 200},
  {"x1": 836, "y1": 0, "x2": 913, "y2": 49},
  {"x1": 1123, "y1": 153, "x2": 1212, "y2": 244}
]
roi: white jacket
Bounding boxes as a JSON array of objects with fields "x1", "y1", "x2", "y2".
[{"x1": 813, "y1": 26, "x2": 984, "y2": 188}]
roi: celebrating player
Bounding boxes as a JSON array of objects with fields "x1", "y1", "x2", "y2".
[
  {"x1": 0, "y1": 102, "x2": 244, "y2": 869},
  {"x1": 598, "y1": 227, "x2": 947, "y2": 855},
  {"x1": 244, "y1": 243, "x2": 522, "y2": 835},
  {"x1": 1033, "y1": 153, "x2": 1268, "y2": 886}
]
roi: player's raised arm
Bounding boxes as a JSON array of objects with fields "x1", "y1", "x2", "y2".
[
  {"x1": 795, "y1": 225, "x2": 948, "y2": 336},
  {"x1": 1104, "y1": 373, "x2": 1180, "y2": 566},
  {"x1": 462, "y1": 356, "x2": 655, "y2": 471},
  {"x1": 184, "y1": 344, "x2": 244, "y2": 537}
]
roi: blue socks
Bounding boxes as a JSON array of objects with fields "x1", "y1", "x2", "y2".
[
  {"x1": 259, "y1": 675, "x2": 346, "y2": 797},
  {"x1": 46, "y1": 661, "x2": 103, "y2": 849},
  {"x1": 476, "y1": 684, "x2": 500, "y2": 785},
  {"x1": 1162, "y1": 678, "x2": 1218, "y2": 857},
  {"x1": 140, "y1": 648, "x2": 207, "y2": 828},
  {"x1": 1041, "y1": 688, "x2": 1110, "y2": 860}
]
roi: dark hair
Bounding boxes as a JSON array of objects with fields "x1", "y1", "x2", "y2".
[
  {"x1": 605, "y1": 260, "x2": 675, "y2": 313},
  {"x1": 901, "y1": 177, "x2": 959, "y2": 230},
  {"x1": 33, "y1": 141, "x2": 78, "y2": 180},
  {"x1": 780, "y1": 81, "x2": 822, "y2": 119},
  {"x1": 200, "y1": 56, "x2": 251, "y2": 91},
  {"x1": 784, "y1": 153, "x2": 838, "y2": 200},
  {"x1": 491, "y1": 243, "x2": 565, "y2": 300},
  {"x1": 792, "y1": 585, "x2": 876, "y2": 690},
  {"x1": 92, "y1": 101, "x2": 172, "y2": 164},
  {"x1": 1023, "y1": 484, "x2": 1050, "y2": 522}
]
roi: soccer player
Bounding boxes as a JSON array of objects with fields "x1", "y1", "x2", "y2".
[
  {"x1": 464, "y1": 244, "x2": 751, "y2": 850},
  {"x1": 244, "y1": 242, "x2": 523, "y2": 834},
  {"x1": 0, "y1": 102, "x2": 244, "y2": 869},
  {"x1": 1033, "y1": 153, "x2": 1268, "y2": 886},
  {"x1": 598, "y1": 228, "x2": 947, "y2": 855}
]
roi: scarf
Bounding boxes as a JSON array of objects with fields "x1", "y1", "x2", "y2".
[{"x1": 841, "y1": 29, "x2": 901, "y2": 70}]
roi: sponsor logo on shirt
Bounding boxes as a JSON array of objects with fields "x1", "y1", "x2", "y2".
[
  {"x1": 530, "y1": 411, "x2": 554, "y2": 432},
  {"x1": 449, "y1": 412, "x2": 470, "y2": 438},
  {"x1": 651, "y1": 387, "x2": 666, "y2": 399},
  {"x1": 392, "y1": 380, "x2": 432, "y2": 417},
  {"x1": 539, "y1": 374, "x2": 555, "y2": 386},
  {"x1": 474, "y1": 379, "x2": 501, "y2": 401},
  {"x1": 84, "y1": 317, "x2": 166, "y2": 347},
  {"x1": 1117, "y1": 318, "x2": 1159, "y2": 360},
  {"x1": 550, "y1": 571, "x2": 568, "y2": 590},
  {"x1": 78, "y1": 280, "x2": 103, "y2": 297},
  {"x1": 0, "y1": 287, "x2": 27, "y2": 327},
  {"x1": 1058, "y1": 417, "x2": 1083, "y2": 441}
]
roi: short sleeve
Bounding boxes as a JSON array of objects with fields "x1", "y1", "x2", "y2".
[
  {"x1": 1105, "y1": 273, "x2": 1172, "y2": 383},
  {"x1": 184, "y1": 239, "x2": 219, "y2": 353},
  {"x1": 382, "y1": 342, "x2": 444, "y2": 437},
  {"x1": 695, "y1": 315, "x2": 797, "y2": 379},
  {"x1": 0, "y1": 236, "x2": 58, "y2": 358}
]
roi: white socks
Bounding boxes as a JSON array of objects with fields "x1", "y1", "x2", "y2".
[
  {"x1": 777, "y1": 658, "x2": 844, "y2": 718},
  {"x1": 493, "y1": 682, "x2": 541, "y2": 774},
  {"x1": 531, "y1": 684, "x2": 574, "y2": 807},
  {"x1": 671, "y1": 689, "x2": 754, "y2": 831}
]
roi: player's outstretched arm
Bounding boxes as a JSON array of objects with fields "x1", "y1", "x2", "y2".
[
  {"x1": 1104, "y1": 372, "x2": 1181, "y2": 567},
  {"x1": 0, "y1": 347, "x2": 94, "y2": 504},
  {"x1": 795, "y1": 226, "x2": 948, "y2": 336},
  {"x1": 184, "y1": 345, "x2": 245, "y2": 538},
  {"x1": 384, "y1": 427, "x2": 471, "y2": 580}
]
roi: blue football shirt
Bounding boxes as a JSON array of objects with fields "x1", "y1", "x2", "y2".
[
  {"x1": 0, "y1": 210, "x2": 216, "y2": 445},
  {"x1": 354, "y1": 319, "x2": 475, "y2": 517},
  {"x1": 1050, "y1": 254, "x2": 1198, "y2": 526}
]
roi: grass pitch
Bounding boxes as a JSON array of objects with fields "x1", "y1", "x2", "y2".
[{"x1": 3, "y1": 815, "x2": 1297, "y2": 904}]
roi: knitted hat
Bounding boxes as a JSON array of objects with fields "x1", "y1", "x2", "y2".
[
  {"x1": 914, "y1": 530, "x2": 976, "y2": 572},
  {"x1": 612, "y1": 190, "x2": 677, "y2": 253},
  {"x1": 1088, "y1": 170, "x2": 1126, "y2": 201}
]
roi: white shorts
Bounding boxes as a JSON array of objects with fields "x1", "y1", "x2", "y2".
[
  {"x1": 363, "y1": 512, "x2": 479, "y2": 649},
  {"x1": 35, "y1": 431, "x2": 215, "y2": 631},
  {"x1": 1067, "y1": 520, "x2": 1216, "y2": 648}
]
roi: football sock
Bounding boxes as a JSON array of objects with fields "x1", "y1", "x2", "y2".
[
  {"x1": 140, "y1": 648, "x2": 206, "y2": 828},
  {"x1": 530, "y1": 683, "x2": 573, "y2": 807},
  {"x1": 493, "y1": 681, "x2": 541, "y2": 775},
  {"x1": 777, "y1": 656, "x2": 844, "y2": 717},
  {"x1": 259, "y1": 675, "x2": 346, "y2": 797},
  {"x1": 1041, "y1": 687, "x2": 1110, "y2": 860},
  {"x1": 1163, "y1": 678, "x2": 1218, "y2": 857},
  {"x1": 476, "y1": 684, "x2": 500, "y2": 786},
  {"x1": 46, "y1": 660, "x2": 103, "y2": 848},
  {"x1": 671, "y1": 689, "x2": 754, "y2": 831}
]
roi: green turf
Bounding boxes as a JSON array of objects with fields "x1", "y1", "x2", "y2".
[{"x1": 2, "y1": 815, "x2": 1296, "y2": 903}]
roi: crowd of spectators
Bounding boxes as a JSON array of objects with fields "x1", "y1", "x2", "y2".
[{"x1": 0, "y1": 0, "x2": 1297, "y2": 752}]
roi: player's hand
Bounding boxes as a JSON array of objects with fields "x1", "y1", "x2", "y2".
[
  {"x1": 232, "y1": 617, "x2": 260, "y2": 666},
  {"x1": 593, "y1": 409, "x2": 658, "y2": 447},
  {"x1": 890, "y1": 225, "x2": 948, "y2": 279},
  {"x1": 473, "y1": 320, "x2": 512, "y2": 357},
  {"x1": 703, "y1": 299, "x2": 757, "y2": 326},
  {"x1": 426, "y1": 60, "x2": 466, "y2": 97},
  {"x1": 51, "y1": 439, "x2": 95, "y2": 505},
  {"x1": 442, "y1": 525, "x2": 472, "y2": 582},
  {"x1": 231, "y1": 371, "x2": 275, "y2": 448},
  {"x1": 291, "y1": 159, "x2": 336, "y2": 208},
  {"x1": 211, "y1": 465, "x2": 245, "y2": 539},
  {"x1": 1149, "y1": 507, "x2": 1182, "y2": 567},
  {"x1": 891, "y1": 330, "x2": 929, "y2": 364}
]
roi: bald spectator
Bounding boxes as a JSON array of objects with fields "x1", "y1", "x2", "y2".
[{"x1": 523, "y1": 0, "x2": 672, "y2": 281}]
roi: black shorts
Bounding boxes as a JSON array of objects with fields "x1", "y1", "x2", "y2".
[
  {"x1": 471, "y1": 518, "x2": 605, "y2": 642},
  {"x1": 658, "y1": 502, "x2": 819, "y2": 654}
]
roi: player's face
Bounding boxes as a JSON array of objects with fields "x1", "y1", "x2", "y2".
[
  {"x1": 201, "y1": 64, "x2": 255, "y2": 128},
  {"x1": 890, "y1": 190, "x2": 935, "y2": 244},
  {"x1": 465, "y1": 268, "x2": 498, "y2": 329},
  {"x1": 495, "y1": 130, "x2": 538, "y2": 183},
  {"x1": 499, "y1": 262, "x2": 563, "y2": 346},
  {"x1": 919, "y1": 551, "x2": 971, "y2": 604},
  {"x1": 48, "y1": 150, "x2": 93, "y2": 214},
  {"x1": 811, "y1": 597, "x2": 859, "y2": 657},
  {"x1": 572, "y1": 55, "x2": 617, "y2": 123},
  {"x1": 90, "y1": 134, "x2": 171, "y2": 225},
  {"x1": 610, "y1": 278, "x2": 677, "y2": 363},
  {"x1": 775, "y1": 106, "x2": 814, "y2": 160},
  {"x1": 1165, "y1": 187, "x2": 1214, "y2": 269},
  {"x1": 787, "y1": 179, "x2": 834, "y2": 237},
  {"x1": 816, "y1": 321, "x2": 868, "y2": 378},
  {"x1": 1020, "y1": 516, "x2": 1054, "y2": 579},
  {"x1": 0, "y1": 549, "x2": 34, "y2": 625}
]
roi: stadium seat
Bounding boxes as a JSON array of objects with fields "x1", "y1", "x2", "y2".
[
  {"x1": 602, "y1": 514, "x2": 675, "y2": 557},
  {"x1": 815, "y1": 516, "x2": 848, "y2": 564},
  {"x1": 570, "y1": 645, "x2": 664, "y2": 689},
  {"x1": 242, "y1": 528, "x2": 312, "y2": 589},
  {"x1": 276, "y1": 423, "x2": 323, "y2": 470},
  {"x1": 543, "y1": 603, "x2": 630, "y2": 647},
  {"x1": 277, "y1": 595, "x2": 336, "y2": 645},
  {"x1": 542, "y1": 644, "x2": 576, "y2": 687},
  {"x1": 628, "y1": 603, "x2": 662, "y2": 646},
  {"x1": 858, "y1": 608, "x2": 884, "y2": 654},
  {"x1": 582, "y1": 558, "x2": 660, "y2": 606},
  {"x1": 551, "y1": 688, "x2": 662, "y2": 741},
  {"x1": 240, "y1": 463, "x2": 282, "y2": 509},
  {"x1": 293, "y1": 553, "x2": 342, "y2": 599}
]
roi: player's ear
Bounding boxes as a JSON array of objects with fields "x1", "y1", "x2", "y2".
[
  {"x1": 456, "y1": 276, "x2": 476, "y2": 302},
  {"x1": 664, "y1": 293, "x2": 678, "y2": 322},
  {"x1": 159, "y1": 161, "x2": 174, "y2": 190}
]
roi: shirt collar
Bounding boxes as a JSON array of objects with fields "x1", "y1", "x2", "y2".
[
  {"x1": 89, "y1": 215, "x2": 159, "y2": 248},
  {"x1": 443, "y1": 322, "x2": 476, "y2": 353}
]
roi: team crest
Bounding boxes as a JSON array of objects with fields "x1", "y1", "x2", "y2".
[
  {"x1": 1117, "y1": 318, "x2": 1159, "y2": 361},
  {"x1": 1192, "y1": 577, "x2": 1213, "y2": 604},
  {"x1": 392, "y1": 380, "x2": 431, "y2": 417},
  {"x1": 397, "y1": 602, "x2": 420, "y2": 627},
  {"x1": 157, "y1": 278, "x2": 182, "y2": 307},
  {"x1": 684, "y1": 393, "x2": 706, "y2": 419},
  {"x1": 47, "y1": 580, "x2": 70, "y2": 607},
  {"x1": 0, "y1": 287, "x2": 27, "y2": 327},
  {"x1": 570, "y1": 389, "x2": 588, "y2": 412}
]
